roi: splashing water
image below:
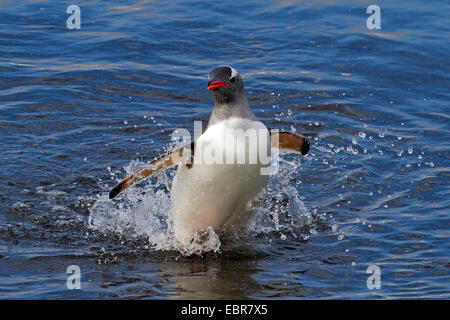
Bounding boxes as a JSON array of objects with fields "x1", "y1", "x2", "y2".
[{"x1": 88, "y1": 153, "x2": 313, "y2": 256}]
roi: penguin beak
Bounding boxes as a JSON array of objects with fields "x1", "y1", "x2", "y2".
[{"x1": 208, "y1": 81, "x2": 229, "y2": 91}]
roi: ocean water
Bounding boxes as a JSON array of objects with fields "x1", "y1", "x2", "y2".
[{"x1": 0, "y1": 0, "x2": 449, "y2": 299}]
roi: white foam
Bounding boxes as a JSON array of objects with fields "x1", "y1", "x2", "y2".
[{"x1": 88, "y1": 154, "x2": 312, "y2": 256}]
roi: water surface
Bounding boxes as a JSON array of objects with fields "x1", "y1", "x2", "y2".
[{"x1": 0, "y1": 0, "x2": 449, "y2": 299}]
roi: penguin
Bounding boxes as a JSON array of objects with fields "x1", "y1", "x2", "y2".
[{"x1": 109, "y1": 66, "x2": 310, "y2": 247}]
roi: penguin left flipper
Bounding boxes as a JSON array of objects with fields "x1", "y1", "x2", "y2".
[
  {"x1": 109, "y1": 143, "x2": 193, "y2": 199},
  {"x1": 271, "y1": 131, "x2": 310, "y2": 156}
]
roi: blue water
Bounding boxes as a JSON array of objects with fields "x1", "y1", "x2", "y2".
[{"x1": 0, "y1": 0, "x2": 449, "y2": 299}]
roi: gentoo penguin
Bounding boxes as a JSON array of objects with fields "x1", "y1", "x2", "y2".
[{"x1": 109, "y1": 66, "x2": 310, "y2": 247}]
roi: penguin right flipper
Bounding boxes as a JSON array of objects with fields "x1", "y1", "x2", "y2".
[
  {"x1": 109, "y1": 142, "x2": 194, "y2": 199},
  {"x1": 271, "y1": 131, "x2": 310, "y2": 156}
]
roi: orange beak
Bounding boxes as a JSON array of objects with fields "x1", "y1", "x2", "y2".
[{"x1": 207, "y1": 81, "x2": 229, "y2": 90}]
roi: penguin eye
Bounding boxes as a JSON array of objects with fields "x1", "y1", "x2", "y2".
[{"x1": 230, "y1": 77, "x2": 236, "y2": 83}]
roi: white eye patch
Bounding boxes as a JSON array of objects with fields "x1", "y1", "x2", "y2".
[{"x1": 228, "y1": 66, "x2": 238, "y2": 79}]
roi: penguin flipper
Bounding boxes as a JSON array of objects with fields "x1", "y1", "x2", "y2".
[
  {"x1": 109, "y1": 143, "x2": 193, "y2": 199},
  {"x1": 271, "y1": 132, "x2": 310, "y2": 156}
]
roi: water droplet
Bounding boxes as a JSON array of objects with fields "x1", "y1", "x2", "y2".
[
  {"x1": 358, "y1": 132, "x2": 366, "y2": 138},
  {"x1": 338, "y1": 235, "x2": 344, "y2": 240},
  {"x1": 408, "y1": 146, "x2": 413, "y2": 154}
]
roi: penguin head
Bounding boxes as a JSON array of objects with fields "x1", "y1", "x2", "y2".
[{"x1": 207, "y1": 66, "x2": 245, "y2": 105}]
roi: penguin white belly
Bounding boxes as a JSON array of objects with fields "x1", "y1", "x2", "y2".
[{"x1": 170, "y1": 118, "x2": 270, "y2": 244}]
